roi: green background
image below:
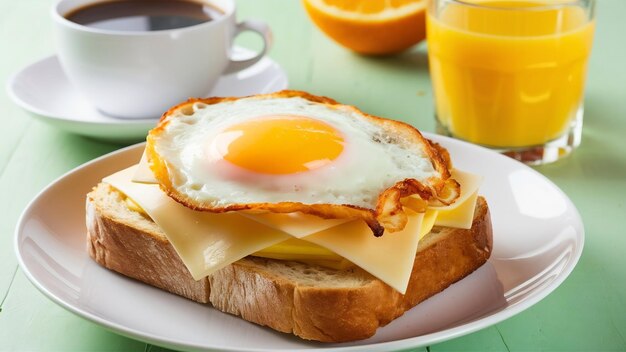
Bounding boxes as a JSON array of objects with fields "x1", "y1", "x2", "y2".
[{"x1": 1, "y1": 0, "x2": 625, "y2": 351}]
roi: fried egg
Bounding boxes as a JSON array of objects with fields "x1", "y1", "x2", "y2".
[{"x1": 147, "y1": 91, "x2": 458, "y2": 236}]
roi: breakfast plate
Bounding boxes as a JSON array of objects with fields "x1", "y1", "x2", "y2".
[
  {"x1": 15, "y1": 134, "x2": 584, "y2": 351},
  {"x1": 6, "y1": 46, "x2": 288, "y2": 143}
]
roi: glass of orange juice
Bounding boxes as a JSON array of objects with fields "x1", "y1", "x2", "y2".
[{"x1": 427, "y1": 0, "x2": 595, "y2": 164}]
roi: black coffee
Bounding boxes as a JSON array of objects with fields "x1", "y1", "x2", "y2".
[{"x1": 65, "y1": 0, "x2": 223, "y2": 32}]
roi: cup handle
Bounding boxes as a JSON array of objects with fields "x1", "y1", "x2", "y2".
[{"x1": 224, "y1": 20, "x2": 273, "y2": 74}]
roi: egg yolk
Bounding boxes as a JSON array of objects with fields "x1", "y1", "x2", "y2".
[{"x1": 215, "y1": 115, "x2": 344, "y2": 174}]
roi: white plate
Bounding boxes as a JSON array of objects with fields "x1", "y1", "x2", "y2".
[
  {"x1": 15, "y1": 134, "x2": 584, "y2": 352},
  {"x1": 6, "y1": 47, "x2": 288, "y2": 143}
]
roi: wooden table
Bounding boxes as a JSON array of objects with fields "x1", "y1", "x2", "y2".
[{"x1": 1, "y1": 0, "x2": 625, "y2": 350}]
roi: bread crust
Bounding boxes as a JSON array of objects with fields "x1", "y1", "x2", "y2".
[{"x1": 86, "y1": 184, "x2": 492, "y2": 342}]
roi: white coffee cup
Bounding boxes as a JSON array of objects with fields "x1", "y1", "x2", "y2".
[{"x1": 53, "y1": 0, "x2": 272, "y2": 119}]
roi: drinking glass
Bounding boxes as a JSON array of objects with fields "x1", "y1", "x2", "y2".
[{"x1": 427, "y1": 0, "x2": 596, "y2": 164}]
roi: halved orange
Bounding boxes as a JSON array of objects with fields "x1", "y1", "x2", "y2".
[{"x1": 303, "y1": 0, "x2": 427, "y2": 55}]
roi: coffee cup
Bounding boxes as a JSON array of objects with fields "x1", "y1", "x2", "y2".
[{"x1": 53, "y1": 0, "x2": 272, "y2": 119}]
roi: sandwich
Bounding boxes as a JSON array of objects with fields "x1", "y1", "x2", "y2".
[{"x1": 86, "y1": 90, "x2": 492, "y2": 342}]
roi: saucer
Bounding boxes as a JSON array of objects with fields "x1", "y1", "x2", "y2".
[{"x1": 7, "y1": 47, "x2": 288, "y2": 143}]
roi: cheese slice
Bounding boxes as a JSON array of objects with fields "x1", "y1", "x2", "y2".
[
  {"x1": 241, "y1": 211, "x2": 351, "y2": 239},
  {"x1": 436, "y1": 191, "x2": 479, "y2": 229},
  {"x1": 254, "y1": 237, "x2": 340, "y2": 260},
  {"x1": 432, "y1": 169, "x2": 483, "y2": 211},
  {"x1": 301, "y1": 209, "x2": 425, "y2": 294},
  {"x1": 420, "y1": 209, "x2": 438, "y2": 238},
  {"x1": 104, "y1": 166, "x2": 291, "y2": 280},
  {"x1": 120, "y1": 159, "x2": 483, "y2": 293},
  {"x1": 431, "y1": 169, "x2": 482, "y2": 229},
  {"x1": 109, "y1": 166, "x2": 427, "y2": 293},
  {"x1": 132, "y1": 151, "x2": 159, "y2": 184}
]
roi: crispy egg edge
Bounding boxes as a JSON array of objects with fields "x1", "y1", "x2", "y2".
[{"x1": 146, "y1": 90, "x2": 460, "y2": 236}]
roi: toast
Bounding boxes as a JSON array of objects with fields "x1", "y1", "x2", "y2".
[{"x1": 86, "y1": 182, "x2": 492, "y2": 342}]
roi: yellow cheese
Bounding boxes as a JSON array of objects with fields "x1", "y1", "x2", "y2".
[
  {"x1": 121, "y1": 197, "x2": 350, "y2": 266},
  {"x1": 109, "y1": 166, "x2": 425, "y2": 293},
  {"x1": 400, "y1": 169, "x2": 481, "y2": 229},
  {"x1": 251, "y1": 207, "x2": 437, "y2": 274},
  {"x1": 123, "y1": 194, "x2": 437, "y2": 264},
  {"x1": 241, "y1": 211, "x2": 350, "y2": 239},
  {"x1": 114, "y1": 162, "x2": 483, "y2": 293},
  {"x1": 249, "y1": 208, "x2": 438, "y2": 273},
  {"x1": 436, "y1": 191, "x2": 479, "y2": 229},
  {"x1": 132, "y1": 151, "x2": 159, "y2": 184},
  {"x1": 104, "y1": 166, "x2": 291, "y2": 280},
  {"x1": 301, "y1": 209, "x2": 425, "y2": 294},
  {"x1": 431, "y1": 169, "x2": 482, "y2": 229},
  {"x1": 420, "y1": 209, "x2": 438, "y2": 238},
  {"x1": 251, "y1": 239, "x2": 356, "y2": 270},
  {"x1": 432, "y1": 169, "x2": 483, "y2": 211},
  {"x1": 254, "y1": 237, "x2": 339, "y2": 261}
]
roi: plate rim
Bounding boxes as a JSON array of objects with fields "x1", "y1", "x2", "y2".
[{"x1": 14, "y1": 134, "x2": 585, "y2": 352}]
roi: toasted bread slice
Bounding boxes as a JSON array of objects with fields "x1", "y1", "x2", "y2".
[{"x1": 86, "y1": 183, "x2": 492, "y2": 342}]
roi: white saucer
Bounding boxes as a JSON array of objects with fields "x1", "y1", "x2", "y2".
[{"x1": 7, "y1": 47, "x2": 288, "y2": 143}]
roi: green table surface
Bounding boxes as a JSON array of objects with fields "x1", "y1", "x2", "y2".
[{"x1": 1, "y1": 0, "x2": 625, "y2": 351}]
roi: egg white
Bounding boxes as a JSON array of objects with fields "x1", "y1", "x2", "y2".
[{"x1": 151, "y1": 96, "x2": 439, "y2": 209}]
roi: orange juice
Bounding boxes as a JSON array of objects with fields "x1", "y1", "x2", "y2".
[{"x1": 427, "y1": 1, "x2": 595, "y2": 147}]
